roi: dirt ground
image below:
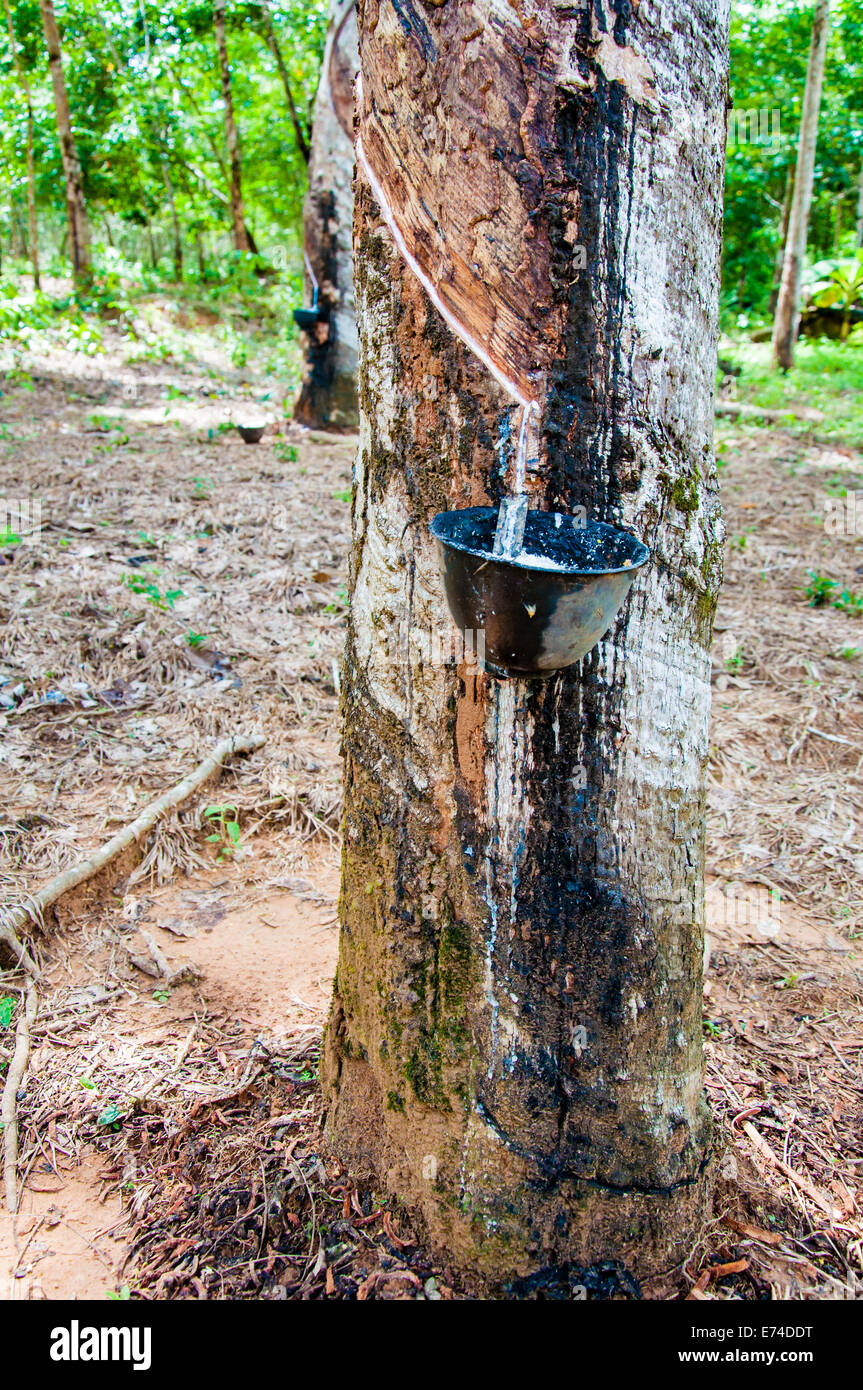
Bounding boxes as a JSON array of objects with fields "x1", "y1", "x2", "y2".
[{"x1": 0, "y1": 313, "x2": 860, "y2": 1300}]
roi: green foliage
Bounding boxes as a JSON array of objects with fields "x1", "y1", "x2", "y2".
[
  {"x1": 724, "y1": 0, "x2": 863, "y2": 322},
  {"x1": 0, "y1": 0, "x2": 328, "y2": 287}
]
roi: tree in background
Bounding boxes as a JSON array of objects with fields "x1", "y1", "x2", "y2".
[
  {"x1": 0, "y1": 2, "x2": 328, "y2": 288},
  {"x1": 213, "y1": 0, "x2": 251, "y2": 254},
  {"x1": 3, "y1": 0, "x2": 39, "y2": 287},
  {"x1": 773, "y1": 0, "x2": 832, "y2": 368},
  {"x1": 723, "y1": 0, "x2": 863, "y2": 327},
  {"x1": 38, "y1": 0, "x2": 90, "y2": 283},
  {"x1": 259, "y1": 0, "x2": 310, "y2": 165},
  {"x1": 324, "y1": 0, "x2": 730, "y2": 1285},
  {"x1": 293, "y1": 0, "x2": 358, "y2": 430}
]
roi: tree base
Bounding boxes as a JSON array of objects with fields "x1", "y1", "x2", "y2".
[
  {"x1": 323, "y1": 1022, "x2": 715, "y2": 1293},
  {"x1": 293, "y1": 369, "x2": 359, "y2": 432}
]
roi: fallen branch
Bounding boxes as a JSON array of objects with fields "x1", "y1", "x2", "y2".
[
  {"x1": 0, "y1": 735, "x2": 264, "y2": 1215},
  {"x1": 0, "y1": 734, "x2": 264, "y2": 952},
  {"x1": 2, "y1": 979, "x2": 36, "y2": 1213},
  {"x1": 715, "y1": 400, "x2": 825, "y2": 425},
  {"x1": 742, "y1": 1120, "x2": 839, "y2": 1220}
]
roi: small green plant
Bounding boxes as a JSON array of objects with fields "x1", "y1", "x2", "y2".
[
  {"x1": 190, "y1": 475, "x2": 214, "y2": 497},
  {"x1": 776, "y1": 973, "x2": 800, "y2": 991},
  {"x1": 125, "y1": 573, "x2": 183, "y2": 610},
  {"x1": 804, "y1": 571, "x2": 838, "y2": 606},
  {"x1": 0, "y1": 997, "x2": 14, "y2": 1029},
  {"x1": 804, "y1": 570, "x2": 863, "y2": 615},
  {"x1": 186, "y1": 630, "x2": 209, "y2": 647},
  {"x1": 153, "y1": 988, "x2": 170, "y2": 1004},
  {"x1": 107, "y1": 1285, "x2": 131, "y2": 1302},
  {"x1": 204, "y1": 803, "x2": 242, "y2": 859},
  {"x1": 724, "y1": 644, "x2": 745, "y2": 673},
  {"x1": 834, "y1": 588, "x2": 863, "y2": 617},
  {"x1": 87, "y1": 413, "x2": 124, "y2": 432},
  {"x1": 323, "y1": 587, "x2": 348, "y2": 614},
  {"x1": 0, "y1": 526, "x2": 21, "y2": 547},
  {"x1": 333, "y1": 488, "x2": 352, "y2": 504},
  {"x1": 97, "y1": 1103, "x2": 122, "y2": 1128},
  {"x1": 274, "y1": 438, "x2": 298, "y2": 463},
  {"x1": 836, "y1": 644, "x2": 862, "y2": 660}
]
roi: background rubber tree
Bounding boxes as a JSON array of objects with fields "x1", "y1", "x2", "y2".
[
  {"x1": 213, "y1": 0, "x2": 251, "y2": 254},
  {"x1": 322, "y1": 0, "x2": 731, "y2": 1288},
  {"x1": 294, "y1": 0, "x2": 359, "y2": 430},
  {"x1": 772, "y1": 0, "x2": 832, "y2": 369},
  {"x1": 38, "y1": 0, "x2": 90, "y2": 284},
  {"x1": 259, "y1": 0, "x2": 311, "y2": 165},
  {"x1": 3, "y1": 0, "x2": 39, "y2": 288}
]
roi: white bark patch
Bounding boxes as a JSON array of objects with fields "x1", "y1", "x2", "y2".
[
  {"x1": 593, "y1": 33, "x2": 659, "y2": 110},
  {"x1": 352, "y1": 474, "x2": 453, "y2": 755},
  {"x1": 482, "y1": 680, "x2": 534, "y2": 1076}
]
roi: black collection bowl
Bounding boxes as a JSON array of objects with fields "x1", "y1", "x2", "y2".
[
  {"x1": 237, "y1": 423, "x2": 266, "y2": 444},
  {"x1": 293, "y1": 306, "x2": 324, "y2": 330},
  {"x1": 430, "y1": 506, "x2": 650, "y2": 677}
]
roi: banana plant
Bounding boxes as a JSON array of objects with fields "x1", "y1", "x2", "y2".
[{"x1": 806, "y1": 254, "x2": 863, "y2": 340}]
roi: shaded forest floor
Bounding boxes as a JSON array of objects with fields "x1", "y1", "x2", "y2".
[{"x1": 0, "y1": 312, "x2": 860, "y2": 1300}]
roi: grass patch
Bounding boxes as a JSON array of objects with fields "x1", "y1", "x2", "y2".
[{"x1": 717, "y1": 335, "x2": 863, "y2": 448}]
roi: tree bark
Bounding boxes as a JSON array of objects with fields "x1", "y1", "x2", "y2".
[
  {"x1": 293, "y1": 0, "x2": 359, "y2": 431},
  {"x1": 260, "y1": 0, "x2": 311, "y2": 164},
  {"x1": 771, "y1": 0, "x2": 831, "y2": 370},
  {"x1": 4, "y1": 0, "x2": 40, "y2": 289},
  {"x1": 39, "y1": 0, "x2": 91, "y2": 284},
  {"x1": 213, "y1": 0, "x2": 251, "y2": 254},
  {"x1": 768, "y1": 164, "x2": 794, "y2": 316},
  {"x1": 323, "y1": 0, "x2": 729, "y2": 1288},
  {"x1": 162, "y1": 159, "x2": 183, "y2": 282}
]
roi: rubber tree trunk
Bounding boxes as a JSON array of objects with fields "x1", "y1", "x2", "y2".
[
  {"x1": 323, "y1": 0, "x2": 730, "y2": 1287},
  {"x1": 162, "y1": 159, "x2": 183, "y2": 282},
  {"x1": 294, "y1": 0, "x2": 359, "y2": 430},
  {"x1": 260, "y1": 0, "x2": 311, "y2": 164},
  {"x1": 39, "y1": 0, "x2": 90, "y2": 284},
  {"x1": 772, "y1": 0, "x2": 831, "y2": 370},
  {"x1": 4, "y1": 0, "x2": 40, "y2": 289},
  {"x1": 213, "y1": 0, "x2": 251, "y2": 254},
  {"x1": 768, "y1": 164, "x2": 794, "y2": 316}
]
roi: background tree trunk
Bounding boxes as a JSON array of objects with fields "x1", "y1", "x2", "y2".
[
  {"x1": 323, "y1": 0, "x2": 729, "y2": 1287},
  {"x1": 213, "y1": 0, "x2": 251, "y2": 254},
  {"x1": 771, "y1": 0, "x2": 831, "y2": 370},
  {"x1": 162, "y1": 159, "x2": 183, "y2": 282},
  {"x1": 260, "y1": 0, "x2": 311, "y2": 165},
  {"x1": 4, "y1": 0, "x2": 40, "y2": 289},
  {"x1": 39, "y1": 0, "x2": 90, "y2": 284},
  {"x1": 768, "y1": 163, "x2": 794, "y2": 316},
  {"x1": 293, "y1": 0, "x2": 359, "y2": 431}
]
